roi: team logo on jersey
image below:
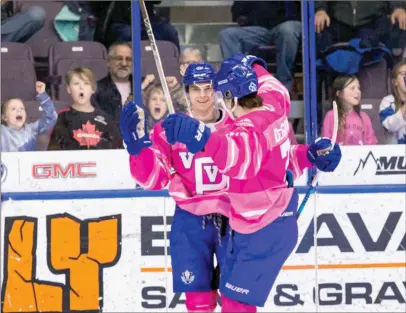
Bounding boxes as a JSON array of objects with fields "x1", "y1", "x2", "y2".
[{"x1": 181, "y1": 270, "x2": 195, "y2": 284}]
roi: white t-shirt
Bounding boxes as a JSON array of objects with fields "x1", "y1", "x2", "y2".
[{"x1": 115, "y1": 82, "x2": 131, "y2": 106}]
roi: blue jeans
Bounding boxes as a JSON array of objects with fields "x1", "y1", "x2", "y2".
[
  {"x1": 1, "y1": 6, "x2": 45, "y2": 42},
  {"x1": 219, "y1": 21, "x2": 302, "y2": 92}
]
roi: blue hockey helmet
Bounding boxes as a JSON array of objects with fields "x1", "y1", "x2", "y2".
[
  {"x1": 182, "y1": 62, "x2": 216, "y2": 86},
  {"x1": 213, "y1": 60, "x2": 258, "y2": 100}
]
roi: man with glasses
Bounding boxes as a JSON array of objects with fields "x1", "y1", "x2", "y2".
[
  {"x1": 93, "y1": 41, "x2": 134, "y2": 128},
  {"x1": 93, "y1": 41, "x2": 192, "y2": 135}
]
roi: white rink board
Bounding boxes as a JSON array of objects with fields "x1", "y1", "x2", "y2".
[
  {"x1": 319, "y1": 145, "x2": 406, "y2": 186},
  {"x1": 0, "y1": 149, "x2": 307, "y2": 193},
  {"x1": 1, "y1": 193, "x2": 405, "y2": 313},
  {"x1": 1, "y1": 150, "x2": 138, "y2": 193},
  {"x1": 3, "y1": 145, "x2": 405, "y2": 193}
]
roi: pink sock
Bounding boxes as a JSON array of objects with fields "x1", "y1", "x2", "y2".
[
  {"x1": 185, "y1": 290, "x2": 217, "y2": 312},
  {"x1": 221, "y1": 294, "x2": 257, "y2": 313}
]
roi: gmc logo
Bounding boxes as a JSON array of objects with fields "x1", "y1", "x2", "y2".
[{"x1": 32, "y1": 162, "x2": 97, "y2": 179}]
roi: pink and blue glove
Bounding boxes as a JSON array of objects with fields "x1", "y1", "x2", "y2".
[
  {"x1": 162, "y1": 113, "x2": 211, "y2": 153},
  {"x1": 119, "y1": 101, "x2": 152, "y2": 156},
  {"x1": 307, "y1": 138, "x2": 342, "y2": 172}
]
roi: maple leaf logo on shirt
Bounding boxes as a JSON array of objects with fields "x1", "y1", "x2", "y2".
[{"x1": 73, "y1": 121, "x2": 102, "y2": 148}]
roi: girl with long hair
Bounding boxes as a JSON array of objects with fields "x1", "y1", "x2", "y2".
[{"x1": 322, "y1": 75, "x2": 377, "y2": 145}]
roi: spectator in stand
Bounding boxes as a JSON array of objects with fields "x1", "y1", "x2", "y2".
[
  {"x1": 90, "y1": 1, "x2": 179, "y2": 51},
  {"x1": 143, "y1": 82, "x2": 168, "y2": 132},
  {"x1": 322, "y1": 75, "x2": 377, "y2": 145},
  {"x1": 315, "y1": 1, "x2": 406, "y2": 53},
  {"x1": 172, "y1": 47, "x2": 206, "y2": 112},
  {"x1": 1, "y1": 81, "x2": 57, "y2": 152},
  {"x1": 93, "y1": 42, "x2": 134, "y2": 125},
  {"x1": 218, "y1": 1, "x2": 301, "y2": 92},
  {"x1": 142, "y1": 74, "x2": 187, "y2": 114},
  {"x1": 48, "y1": 67, "x2": 122, "y2": 151},
  {"x1": 94, "y1": 41, "x2": 187, "y2": 128},
  {"x1": 179, "y1": 47, "x2": 203, "y2": 76},
  {"x1": 379, "y1": 62, "x2": 406, "y2": 144},
  {"x1": 1, "y1": 0, "x2": 45, "y2": 42}
]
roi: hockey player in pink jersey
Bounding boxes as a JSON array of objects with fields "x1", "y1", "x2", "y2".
[
  {"x1": 230, "y1": 53, "x2": 311, "y2": 180},
  {"x1": 161, "y1": 59, "x2": 342, "y2": 312},
  {"x1": 119, "y1": 63, "x2": 234, "y2": 312}
]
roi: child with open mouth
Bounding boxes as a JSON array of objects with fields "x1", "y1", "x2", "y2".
[
  {"x1": 1, "y1": 81, "x2": 57, "y2": 152},
  {"x1": 144, "y1": 82, "x2": 169, "y2": 133},
  {"x1": 47, "y1": 67, "x2": 122, "y2": 150}
]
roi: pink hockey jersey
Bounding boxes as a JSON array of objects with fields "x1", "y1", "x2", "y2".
[
  {"x1": 129, "y1": 110, "x2": 233, "y2": 216},
  {"x1": 254, "y1": 63, "x2": 309, "y2": 181},
  {"x1": 204, "y1": 64, "x2": 312, "y2": 234}
]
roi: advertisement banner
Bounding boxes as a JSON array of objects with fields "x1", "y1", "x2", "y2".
[
  {"x1": 0, "y1": 150, "x2": 308, "y2": 193},
  {"x1": 1, "y1": 153, "x2": 20, "y2": 192},
  {"x1": 319, "y1": 145, "x2": 406, "y2": 186},
  {"x1": 1, "y1": 193, "x2": 404, "y2": 312},
  {"x1": 17, "y1": 150, "x2": 136, "y2": 192}
]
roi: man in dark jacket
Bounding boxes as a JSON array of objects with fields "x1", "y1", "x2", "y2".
[
  {"x1": 218, "y1": 1, "x2": 302, "y2": 92},
  {"x1": 90, "y1": 1, "x2": 179, "y2": 50},
  {"x1": 315, "y1": 1, "x2": 406, "y2": 53},
  {"x1": 93, "y1": 41, "x2": 134, "y2": 128},
  {"x1": 92, "y1": 41, "x2": 184, "y2": 136}
]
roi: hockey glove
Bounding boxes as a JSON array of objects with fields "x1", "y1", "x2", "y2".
[
  {"x1": 230, "y1": 53, "x2": 267, "y2": 68},
  {"x1": 119, "y1": 101, "x2": 152, "y2": 156},
  {"x1": 307, "y1": 137, "x2": 342, "y2": 172},
  {"x1": 162, "y1": 113, "x2": 211, "y2": 154}
]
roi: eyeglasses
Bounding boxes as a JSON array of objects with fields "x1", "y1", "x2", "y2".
[{"x1": 110, "y1": 56, "x2": 132, "y2": 63}]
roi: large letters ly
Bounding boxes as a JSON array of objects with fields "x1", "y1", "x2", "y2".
[{"x1": 1, "y1": 214, "x2": 121, "y2": 312}]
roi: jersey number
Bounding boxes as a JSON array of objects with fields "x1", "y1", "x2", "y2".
[{"x1": 280, "y1": 139, "x2": 291, "y2": 170}]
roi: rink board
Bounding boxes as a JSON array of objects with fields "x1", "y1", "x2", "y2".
[{"x1": 1, "y1": 146, "x2": 405, "y2": 312}]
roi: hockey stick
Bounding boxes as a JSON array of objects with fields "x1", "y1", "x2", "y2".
[
  {"x1": 139, "y1": 0, "x2": 175, "y2": 115},
  {"x1": 297, "y1": 100, "x2": 339, "y2": 219},
  {"x1": 138, "y1": 1, "x2": 170, "y2": 311}
]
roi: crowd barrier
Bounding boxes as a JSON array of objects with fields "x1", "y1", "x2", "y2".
[{"x1": 1, "y1": 145, "x2": 405, "y2": 312}]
